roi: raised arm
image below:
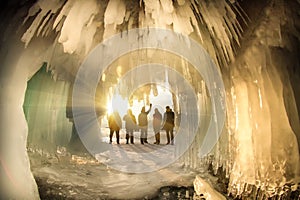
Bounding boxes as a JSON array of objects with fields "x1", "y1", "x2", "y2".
[{"x1": 145, "y1": 103, "x2": 152, "y2": 114}]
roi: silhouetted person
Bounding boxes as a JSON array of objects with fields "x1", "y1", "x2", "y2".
[
  {"x1": 153, "y1": 108, "x2": 162, "y2": 144},
  {"x1": 108, "y1": 111, "x2": 122, "y2": 144},
  {"x1": 123, "y1": 109, "x2": 137, "y2": 144},
  {"x1": 162, "y1": 106, "x2": 175, "y2": 145},
  {"x1": 138, "y1": 103, "x2": 152, "y2": 144}
]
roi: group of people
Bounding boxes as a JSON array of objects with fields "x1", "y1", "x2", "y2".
[{"x1": 108, "y1": 104, "x2": 175, "y2": 145}]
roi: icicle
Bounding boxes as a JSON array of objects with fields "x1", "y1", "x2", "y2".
[
  {"x1": 190, "y1": 12, "x2": 203, "y2": 43},
  {"x1": 103, "y1": 0, "x2": 126, "y2": 39},
  {"x1": 172, "y1": 2, "x2": 194, "y2": 35},
  {"x1": 160, "y1": 0, "x2": 174, "y2": 13},
  {"x1": 36, "y1": 12, "x2": 52, "y2": 37},
  {"x1": 104, "y1": 0, "x2": 126, "y2": 27},
  {"x1": 222, "y1": 1, "x2": 300, "y2": 197},
  {"x1": 191, "y1": 0, "x2": 244, "y2": 65},
  {"x1": 142, "y1": 0, "x2": 160, "y2": 28},
  {"x1": 53, "y1": 0, "x2": 73, "y2": 29},
  {"x1": 57, "y1": 0, "x2": 99, "y2": 54},
  {"x1": 21, "y1": 0, "x2": 64, "y2": 47}
]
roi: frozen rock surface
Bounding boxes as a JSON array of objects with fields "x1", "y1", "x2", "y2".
[{"x1": 193, "y1": 175, "x2": 226, "y2": 200}]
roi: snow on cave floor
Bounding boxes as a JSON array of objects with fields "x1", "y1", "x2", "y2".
[{"x1": 28, "y1": 138, "x2": 226, "y2": 200}]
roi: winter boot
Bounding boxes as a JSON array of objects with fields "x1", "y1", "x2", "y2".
[
  {"x1": 140, "y1": 138, "x2": 144, "y2": 145},
  {"x1": 166, "y1": 132, "x2": 170, "y2": 145},
  {"x1": 155, "y1": 133, "x2": 160, "y2": 144},
  {"x1": 130, "y1": 136, "x2": 134, "y2": 144},
  {"x1": 126, "y1": 134, "x2": 129, "y2": 144},
  {"x1": 116, "y1": 131, "x2": 120, "y2": 144}
]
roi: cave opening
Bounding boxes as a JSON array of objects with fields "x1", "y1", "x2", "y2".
[
  {"x1": 21, "y1": 36, "x2": 220, "y2": 198},
  {"x1": 22, "y1": 64, "x2": 211, "y2": 200}
]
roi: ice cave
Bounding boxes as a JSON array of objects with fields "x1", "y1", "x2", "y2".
[{"x1": 0, "y1": 0, "x2": 299, "y2": 199}]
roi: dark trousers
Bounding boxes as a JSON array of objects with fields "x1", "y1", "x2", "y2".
[
  {"x1": 154, "y1": 132, "x2": 160, "y2": 144},
  {"x1": 126, "y1": 130, "x2": 134, "y2": 144},
  {"x1": 110, "y1": 130, "x2": 120, "y2": 144},
  {"x1": 166, "y1": 129, "x2": 174, "y2": 144}
]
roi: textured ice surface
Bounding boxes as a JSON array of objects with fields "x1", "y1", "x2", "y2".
[
  {"x1": 29, "y1": 149, "x2": 199, "y2": 199},
  {"x1": 194, "y1": 175, "x2": 226, "y2": 200}
]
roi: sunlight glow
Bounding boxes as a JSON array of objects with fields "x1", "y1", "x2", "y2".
[
  {"x1": 104, "y1": 85, "x2": 174, "y2": 127},
  {"x1": 106, "y1": 93, "x2": 128, "y2": 116},
  {"x1": 130, "y1": 85, "x2": 174, "y2": 118}
]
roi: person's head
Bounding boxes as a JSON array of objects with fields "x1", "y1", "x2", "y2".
[
  {"x1": 141, "y1": 106, "x2": 145, "y2": 112},
  {"x1": 166, "y1": 106, "x2": 170, "y2": 111},
  {"x1": 128, "y1": 109, "x2": 132, "y2": 115},
  {"x1": 154, "y1": 108, "x2": 159, "y2": 113}
]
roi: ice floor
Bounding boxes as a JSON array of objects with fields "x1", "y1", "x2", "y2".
[
  {"x1": 96, "y1": 130, "x2": 179, "y2": 172},
  {"x1": 29, "y1": 149, "x2": 195, "y2": 199},
  {"x1": 28, "y1": 136, "x2": 227, "y2": 200}
]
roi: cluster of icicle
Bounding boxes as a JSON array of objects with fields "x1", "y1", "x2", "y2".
[
  {"x1": 187, "y1": 0, "x2": 300, "y2": 199},
  {"x1": 21, "y1": 0, "x2": 243, "y2": 67},
  {"x1": 223, "y1": 1, "x2": 300, "y2": 198},
  {"x1": 20, "y1": 0, "x2": 300, "y2": 199}
]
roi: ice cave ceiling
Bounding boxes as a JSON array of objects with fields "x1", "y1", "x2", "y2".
[{"x1": 0, "y1": 0, "x2": 300, "y2": 199}]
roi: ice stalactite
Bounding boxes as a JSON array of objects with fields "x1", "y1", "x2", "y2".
[
  {"x1": 21, "y1": 0, "x2": 65, "y2": 47},
  {"x1": 213, "y1": 0, "x2": 300, "y2": 198},
  {"x1": 172, "y1": 2, "x2": 196, "y2": 36},
  {"x1": 20, "y1": 0, "x2": 243, "y2": 75},
  {"x1": 22, "y1": 0, "x2": 102, "y2": 55},
  {"x1": 55, "y1": 0, "x2": 100, "y2": 55},
  {"x1": 190, "y1": 0, "x2": 244, "y2": 66},
  {"x1": 103, "y1": 0, "x2": 126, "y2": 39},
  {"x1": 140, "y1": 0, "x2": 202, "y2": 38}
]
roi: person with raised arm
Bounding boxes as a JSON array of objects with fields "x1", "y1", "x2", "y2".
[{"x1": 138, "y1": 103, "x2": 152, "y2": 144}]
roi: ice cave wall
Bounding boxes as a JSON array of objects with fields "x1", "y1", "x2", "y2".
[
  {"x1": 23, "y1": 64, "x2": 72, "y2": 152},
  {"x1": 0, "y1": 0, "x2": 299, "y2": 199}
]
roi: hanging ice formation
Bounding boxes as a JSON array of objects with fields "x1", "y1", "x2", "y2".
[{"x1": 0, "y1": 0, "x2": 299, "y2": 199}]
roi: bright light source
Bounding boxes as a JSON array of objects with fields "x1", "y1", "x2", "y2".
[
  {"x1": 130, "y1": 85, "x2": 174, "y2": 117},
  {"x1": 106, "y1": 93, "x2": 128, "y2": 116}
]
